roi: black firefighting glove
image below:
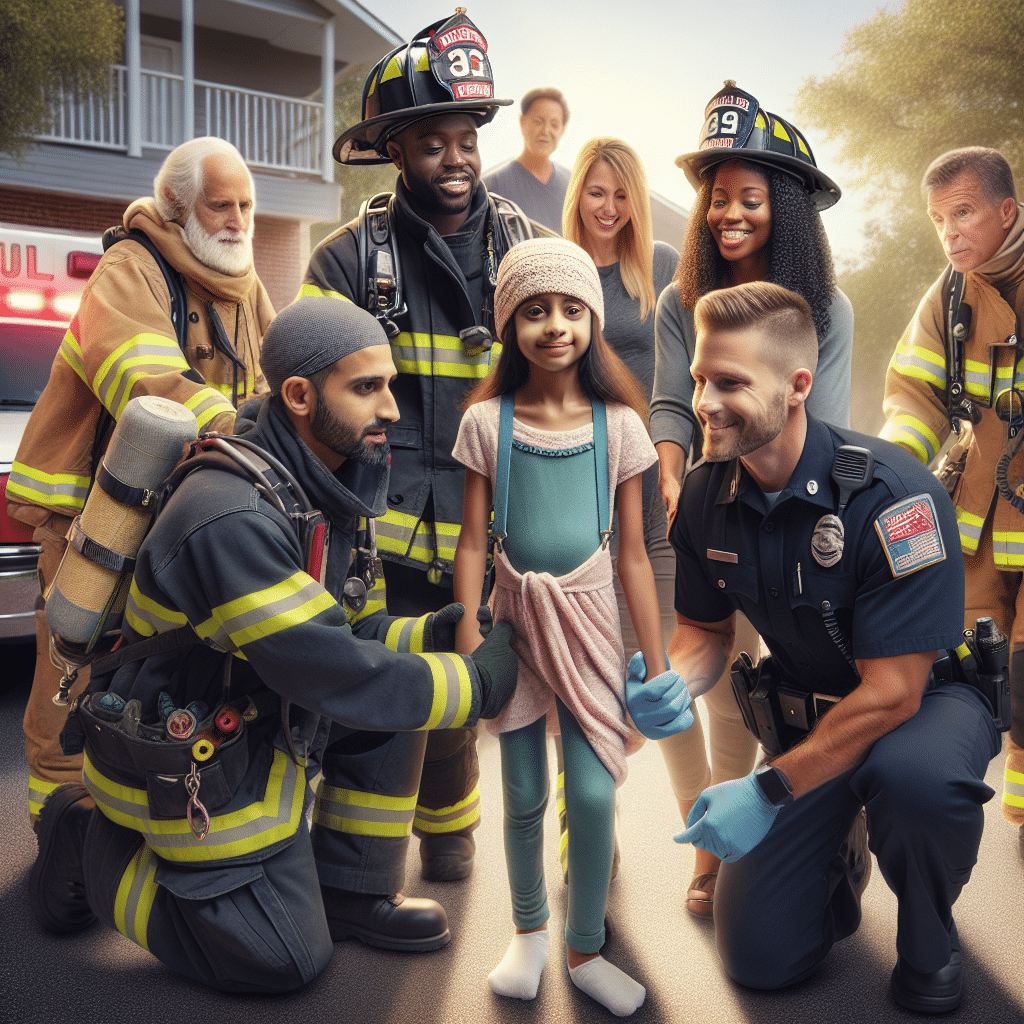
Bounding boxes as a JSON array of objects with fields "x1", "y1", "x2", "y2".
[
  {"x1": 469, "y1": 621, "x2": 518, "y2": 720},
  {"x1": 422, "y1": 602, "x2": 465, "y2": 652}
]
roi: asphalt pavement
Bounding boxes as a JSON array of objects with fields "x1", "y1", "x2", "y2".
[{"x1": 1, "y1": 641, "x2": 1022, "y2": 1024}]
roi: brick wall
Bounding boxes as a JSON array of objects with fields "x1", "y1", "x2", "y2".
[
  {"x1": 252, "y1": 217, "x2": 307, "y2": 313},
  {"x1": 0, "y1": 187, "x2": 127, "y2": 234},
  {"x1": 0, "y1": 185, "x2": 305, "y2": 313}
]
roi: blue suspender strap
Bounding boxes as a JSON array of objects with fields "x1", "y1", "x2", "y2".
[
  {"x1": 492, "y1": 394, "x2": 514, "y2": 551},
  {"x1": 592, "y1": 399, "x2": 614, "y2": 549}
]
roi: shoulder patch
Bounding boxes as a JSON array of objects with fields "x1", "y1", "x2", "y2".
[{"x1": 873, "y1": 492, "x2": 946, "y2": 578}]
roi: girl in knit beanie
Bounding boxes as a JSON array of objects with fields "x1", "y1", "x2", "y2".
[{"x1": 452, "y1": 237, "x2": 667, "y2": 1016}]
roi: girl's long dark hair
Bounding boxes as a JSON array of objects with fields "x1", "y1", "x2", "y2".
[
  {"x1": 464, "y1": 306, "x2": 649, "y2": 427},
  {"x1": 674, "y1": 160, "x2": 836, "y2": 339}
]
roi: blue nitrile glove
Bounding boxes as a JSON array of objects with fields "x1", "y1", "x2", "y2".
[
  {"x1": 625, "y1": 651, "x2": 694, "y2": 739},
  {"x1": 674, "y1": 773, "x2": 780, "y2": 862}
]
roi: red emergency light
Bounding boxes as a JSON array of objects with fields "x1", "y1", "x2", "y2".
[{"x1": 68, "y1": 251, "x2": 101, "y2": 278}]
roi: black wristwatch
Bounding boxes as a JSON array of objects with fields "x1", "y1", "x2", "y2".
[{"x1": 754, "y1": 764, "x2": 795, "y2": 806}]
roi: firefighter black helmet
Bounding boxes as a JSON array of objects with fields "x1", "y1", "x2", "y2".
[
  {"x1": 334, "y1": 9, "x2": 512, "y2": 165},
  {"x1": 675, "y1": 81, "x2": 841, "y2": 211}
]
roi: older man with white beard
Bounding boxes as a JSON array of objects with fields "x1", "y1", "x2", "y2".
[{"x1": 7, "y1": 136, "x2": 275, "y2": 826}]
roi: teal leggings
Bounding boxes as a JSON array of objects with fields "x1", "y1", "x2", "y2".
[{"x1": 498, "y1": 698, "x2": 615, "y2": 954}]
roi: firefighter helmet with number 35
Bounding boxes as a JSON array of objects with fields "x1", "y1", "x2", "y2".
[
  {"x1": 675, "y1": 80, "x2": 841, "y2": 211},
  {"x1": 334, "y1": 9, "x2": 512, "y2": 165}
]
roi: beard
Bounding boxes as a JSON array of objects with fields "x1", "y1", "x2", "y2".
[
  {"x1": 702, "y1": 392, "x2": 788, "y2": 463},
  {"x1": 182, "y1": 214, "x2": 254, "y2": 277},
  {"x1": 310, "y1": 401, "x2": 391, "y2": 467}
]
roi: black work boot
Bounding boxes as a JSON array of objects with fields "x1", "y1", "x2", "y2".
[
  {"x1": 419, "y1": 829, "x2": 475, "y2": 882},
  {"x1": 321, "y1": 887, "x2": 451, "y2": 952},
  {"x1": 29, "y1": 783, "x2": 97, "y2": 934},
  {"x1": 890, "y1": 924, "x2": 963, "y2": 1014}
]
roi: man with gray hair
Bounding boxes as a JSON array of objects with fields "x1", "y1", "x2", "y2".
[
  {"x1": 880, "y1": 146, "x2": 1024, "y2": 833},
  {"x1": 8, "y1": 136, "x2": 275, "y2": 827}
]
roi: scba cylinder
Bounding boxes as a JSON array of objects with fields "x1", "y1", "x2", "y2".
[{"x1": 46, "y1": 395, "x2": 198, "y2": 661}]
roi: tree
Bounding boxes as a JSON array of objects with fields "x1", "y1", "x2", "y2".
[
  {"x1": 795, "y1": 0, "x2": 1024, "y2": 433},
  {"x1": 0, "y1": 0, "x2": 123, "y2": 158},
  {"x1": 310, "y1": 66, "x2": 400, "y2": 250}
]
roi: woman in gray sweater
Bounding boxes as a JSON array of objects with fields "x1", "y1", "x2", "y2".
[
  {"x1": 650, "y1": 82, "x2": 852, "y2": 919},
  {"x1": 564, "y1": 137, "x2": 679, "y2": 658}
]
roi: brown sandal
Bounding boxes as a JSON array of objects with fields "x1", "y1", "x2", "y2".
[{"x1": 686, "y1": 871, "x2": 718, "y2": 919}]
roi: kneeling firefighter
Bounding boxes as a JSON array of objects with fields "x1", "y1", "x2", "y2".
[{"x1": 28, "y1": 298, "x2": 518, "y2": 994}]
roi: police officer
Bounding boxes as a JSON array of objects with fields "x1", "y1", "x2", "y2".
[
  {"x1": 300, "y1": 10, "x2": 531, "y2": 881},
  {"x1": 628, "y1": 281, "x2": 999, "y2": 1014}
]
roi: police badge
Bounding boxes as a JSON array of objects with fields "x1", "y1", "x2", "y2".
[{"x1": 811, "y1": 514, "x2": 844, "y2": 568}]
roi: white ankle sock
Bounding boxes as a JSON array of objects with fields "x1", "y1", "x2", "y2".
[
  {"x1": 568, "y1": 955, "x2": 646, "y2": 1017},
  {"x1": 488, "y1": 931, "x2": 550, "y2": 1000}
]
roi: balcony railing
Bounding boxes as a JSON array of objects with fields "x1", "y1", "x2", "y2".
[{"x1": 34, "y1": 65, "x2": 324, "y2": 175}]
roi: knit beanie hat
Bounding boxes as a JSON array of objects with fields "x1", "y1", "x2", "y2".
[
  {"x1": 261, "y1": 297, "x2": 389, "y2": 394},
  {"x1": 494, "y1": 238, "x2": 604, "y2": 340}
]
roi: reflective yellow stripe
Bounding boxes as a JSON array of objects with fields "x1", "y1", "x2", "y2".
[
  {"x1": 1004, "y1": 764, "x2": 1024, "y2": 808},
  {"x1": 183, "y1": 387, "x2": 235, "y2": 430},
  {"x1": 414, "y1": 785, "x2": 481, "y2": 832},
  {"x1": 195, "y1": 571, "x2": 336, "y2": 651},
  {"x1": 297, "y1": 282, "x2": 353, "y2": 303},
  {"x1": 349, "y1": 576, "x2": 386, "y2": 625},
  {"x1": 7, "y1": 460, "x2": 91, "y2": 511},
  {"x1": 91, "y1": 334, "x2": 191, "y2": 420},
  {"x1": 385, "y1": 615, "x2": 428, "y2": 653},
  {"x1": 375, "y1": 510, "x2": 461, "y2": 565},
  {"x1": 313, "y1": 784, "x2": 416, "y2": 838},
  {"x1": 113, "y1": 843, "x2": 158, "y2": 951},
  {"x1": 879, "y1": 414, "x2": 941, "y2": 465},
  {"x1": 890, "y1": 341, "x2": 947, "y2": 389},
  {"x1": 956, "y1": 507, "x2": 985, "y2": 555},
  {"x1": 84, "y1": 748, "x2": 303, "y2": 863},
  {"x1": 993, "y1": 530, "x2": 1024, "y2": 568},
  {"x1": 58, "y1": 326, "x2": 86, "y2": 381},
  {"x1": 28, "y1": 774, "x2": 63, "y2": 826},
  {"x1": 390, "y1": 332, "x2": 501, "y2": 379},
  {"x1": 125, "y1": 578, "x2": 189, "y2": 637},
  {"x1": 557, "y1": 769, "x2": 568, "y2": 876},
  {"x1": 964, "y1": 357, "x2": 990, "y2": 399},
  {"x1": 417, "y1": 652, "x2": 474, "y2": 729}
]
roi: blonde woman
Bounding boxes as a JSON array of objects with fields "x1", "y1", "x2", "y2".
[{"x1": 564, "y1": 137, "x2": 678, "y2": 659}]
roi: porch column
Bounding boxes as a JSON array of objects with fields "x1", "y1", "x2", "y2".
[
  {"x1": 126, "y1": 0, "x2": 141, "y2": 157},
  {"x1": 182, "y1": 0, "x2": 195, "y2": 140},
  {"x1": 321, "y1": 18, "x2": 335, "y2": 182}
]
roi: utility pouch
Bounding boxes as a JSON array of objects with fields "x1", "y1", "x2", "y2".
[
  {"x1": 730, "y1": 652, "x2": 785, "y2": 758},
  {"x1": 74, "y1": 693, "x2": 251, "y2": 819},
  {"x1": 730, "y1": 654, "x2": 842, "y2": 755}
]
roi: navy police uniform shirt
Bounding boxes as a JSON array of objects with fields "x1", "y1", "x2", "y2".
[{"x1": 669, "y1": 415, "x2": 965, "y2": 697}]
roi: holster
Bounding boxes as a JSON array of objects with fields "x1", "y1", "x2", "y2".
[
  {"x1": 932, "y1": 617, "x2": 1011, "y2": 732},
  {"x1": 64, "y1": 693, "x2": 251, "y2": 820},
  {"x1": 730, "y1": 653, "x2": 841, "y2": 756}
]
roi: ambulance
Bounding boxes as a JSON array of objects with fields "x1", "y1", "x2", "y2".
[{"x1": 0, "y1": 224, "x2": 101, "y2": 641}]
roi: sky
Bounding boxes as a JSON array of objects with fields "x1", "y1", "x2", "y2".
[{"x1": 363, "y1": 0, "x2": 904, "y2": 264}]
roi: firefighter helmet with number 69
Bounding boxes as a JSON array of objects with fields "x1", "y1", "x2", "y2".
[{"x1": 334, "y1": 9, "x2": 511, "y2": 165}]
